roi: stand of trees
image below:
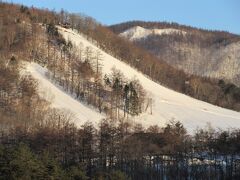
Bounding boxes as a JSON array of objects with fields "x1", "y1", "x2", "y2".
[
  {"x1": 34, "y1": 22, "x2": 147, "y2": 119},
  {"x1": 1, "y1": 116, "x2": 240, "y2": 179}
]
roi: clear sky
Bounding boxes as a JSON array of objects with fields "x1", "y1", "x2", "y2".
[{"x1": 4, "y1": 0, "x2": 240, "y2": 34}]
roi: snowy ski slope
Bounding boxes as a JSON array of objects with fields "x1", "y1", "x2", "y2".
[
  {"x1": 56, "y1": 26, "x2": 240, "y2": 133},
  {"x1": 24, "y1": 62, "x2": 104, "y2": 127}
]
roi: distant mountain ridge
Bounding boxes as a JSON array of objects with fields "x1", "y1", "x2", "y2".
[
  {"x1": 110, "y1": 21, "x2": 239, "y2": 39},
  {"x1": 110, "y1": 21, "x2": 240, "y2": 86},
  {"x1": 119, "y1": 26, "x2": 186, "y2": 40}
]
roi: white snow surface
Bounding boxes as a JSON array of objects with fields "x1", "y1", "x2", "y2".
[
  {"x1": 119, "y1": 26, "x2": 186, "y2": 41},
  {"x1": 57, "y1": 26, "x2": 240, "y2": 134},
  {"x1": 24, "y1": 62, "x2": 104, "y2": 127}
]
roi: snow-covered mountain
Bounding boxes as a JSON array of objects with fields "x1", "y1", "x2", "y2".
[
  {"x1": 24, "y1": 26, "x2": 240, "y2": 133},
  {"x1": 119, "y1": 26, "x2": 186, "y2": 41}
]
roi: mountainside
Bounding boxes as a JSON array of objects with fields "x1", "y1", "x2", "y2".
[
  {"x1": 56, "y1": 26, "x2": 240, "y2": 133},
  {"x1": 0, "y1": 2, "x2": 240, "y2": 131},
  {"x1": 110, "y1": 21, "x2": 240, "y2": 86}
]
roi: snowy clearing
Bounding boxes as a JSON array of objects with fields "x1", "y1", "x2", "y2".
[
  {"x1": 23, "y1": 62, "x2": 105, "y2": 127},
  {"x1": 119, "y1": 26, "x2": 186, "y2": 41},
  {"x1": 57, "y1": 26, "x2": 240, "y2": 134}
]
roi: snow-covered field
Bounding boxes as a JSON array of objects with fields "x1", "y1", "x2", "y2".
[
  {"x1": 56, "y1": 26, "x2": 240, "y2": 133},
  {"x1": 24, "y1": 62, "x2": 104, "y2": 127},
  {"x1": 119, "y1": 26, "x2": 186, "y2": 41}
]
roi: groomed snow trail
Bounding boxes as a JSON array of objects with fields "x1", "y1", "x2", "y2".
[
  {"x1": 24, "y1": 62, "x2": 104, "y2": 127},
  {"x1": 58, "y1": 26, "x2": 240, "y2": 134}
]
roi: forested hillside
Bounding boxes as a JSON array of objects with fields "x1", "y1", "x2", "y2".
[
  {"x1": 110, "y1": 21, "x2": 240, "y2": 89},
  {"x1": 1, "y1": 2, "x2": 240, "y2": 179}
]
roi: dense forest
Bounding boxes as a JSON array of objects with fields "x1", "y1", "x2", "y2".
[
  {"x1": 0, "y1": 2, "x2": 240, "y2": 179},
  {"x1": 1, "y1": 116, "x2": 240, "y2": 179}
]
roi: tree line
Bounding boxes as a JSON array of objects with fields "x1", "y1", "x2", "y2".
[{"x1": 1, "y1": 114, "x2": 240, "y2": 179}]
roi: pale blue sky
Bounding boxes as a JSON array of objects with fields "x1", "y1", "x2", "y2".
[{"x1": 5, "y1": 0, "x2": 240, "y2": 34}]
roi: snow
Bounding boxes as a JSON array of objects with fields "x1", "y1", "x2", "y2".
[
  {"x1": 23, "y1": 62, "x2": 104, "y2": 127},
  {"x1": 57, "y1": 26, "x2": 240, "y2": 134},
  {"x1": 119, "y1": 26, "x2": 186, "y2": 41}
]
